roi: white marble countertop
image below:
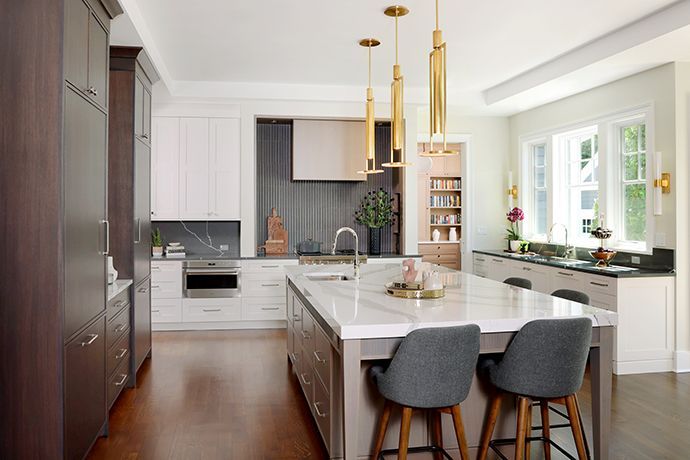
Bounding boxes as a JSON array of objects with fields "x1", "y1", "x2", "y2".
[
  {"x1": 107, "y1": 279, "x2": 133, "y2": 302},
  {"x1": 285, "y1": 264, "x2": 618, "y2": 340}
]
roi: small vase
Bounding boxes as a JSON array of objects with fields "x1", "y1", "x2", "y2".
[
  {"x1": 509, "y1": 240, "x2": 521, "y2": 252},
  {"x1": 432, "y1": 229, "x2": 441, "y2": 242},
  {"x1": 448, "y1": 227, "x2": 458, "y2": 242},
  {"x1": 368, "y1": 227, "x2": 381, "y2": 255},
  {"x1": 152, "y1": 246, "x2": 163, "y2": 257}
]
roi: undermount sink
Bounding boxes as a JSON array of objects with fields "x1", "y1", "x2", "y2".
[
  {"x1": 547, "y1": 257, "x2": 589, "y2": 265},
  {"x1": 304, "y1": 272, "x2": 353, "y2": 281}
]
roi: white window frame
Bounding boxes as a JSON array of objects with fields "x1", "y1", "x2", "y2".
[{"x1": 518, "y1": 104, "x2": 654, "y2": 254}]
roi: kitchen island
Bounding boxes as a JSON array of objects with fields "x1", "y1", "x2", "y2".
[{"x1": 285, "y1": 263, "x2": 617, "y2": 460}]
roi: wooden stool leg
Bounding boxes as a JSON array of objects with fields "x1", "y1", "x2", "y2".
[
  {"x1": 478, "y1": 393, "x2": 502, "y2": 460},
  {"x1": 431, "y1": 409, "x2": 443, "y2": 460},
  {"x1": 372, "y1": 400, "x2": 393, "y2": 460},
  {"x1": 525, "y1": 401, "x2": 532, "y2": 460},
  {"x1": 398, "y1": 406, "x2": 413, "y2": 460},
  {"x1": 450, "y1": 405, "x2": 470, "y2": 460},
  {"x1": 564, "y1": 395, "x2": 588, "y2": 460},
  {"x1": 574, "y1": 394, "x2": 591, "y2": 459},
  {"x1": 515, "y1": 396, "x2": 530, "y2": 460},
  {"x1": 540, "y1": 400, "x2": 551, "y2": 460}
]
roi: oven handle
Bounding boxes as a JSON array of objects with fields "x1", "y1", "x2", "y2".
[{"x1": 184, "y1": 269, "x2": 240, "y2": 275}]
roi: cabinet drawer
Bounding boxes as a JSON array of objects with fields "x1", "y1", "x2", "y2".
[
  {"x1": 107, "y1": 360, "x2": 130, "y2": 409},
  {"x1": 418, "y1": 243, "x2": 458, "y2": 255},
  {"x1": 243, "y1": 297, "x2": 286, "y2": 320},
  {"x1": 106, "y1": 307, "x2": 130, "y2": 351},
  {"x1": 289, "y1": 293, "x2": 302, "y2": 325},
  {"x1": 242, "y1": 259, "x2": 298, "y2": 274},
  {"x1": 313, "y1": 326, "x2": 332, "y2": 393},
  {"x1": 585, "y1": 274, "x2": 617, "y2": 296},
  {"x1": 552, "y1": 269, "x2": 585, "y2": 292},
  {"x1": 589, "y1": 291, "x2": 617, "y2": 312},
  {"x1": 151, "y1": 261, "x2": 182, "y2": 279},
  {"x1": 152, "y1": 298, "x2": 183, "y2": 323},
  {"x1": 243, "y1": 276, "x2": 286, "y2": 297},
  {"x1": 182, "y1": 298, "x2": 242, "y2": 322},
  {"x1": 290, "y1": 334, "x2": 302, "y2": 374},
  {"x1": 106, "y1": 289, "x2": 129, "y2": 321},
  {"x1": 151, "y1": 279, "x2": 182, "y2": 299},
  {"x1": 422, "y1": 254, "x2": 458, "y2": 265},
  {"x1": 64, "y1": 317, "x2": 106, "y2": 460},
  {"x1": 300, "y1": 308, "x2": 316, "y2": 360},
  {"x1": 297, "y1": 360, "x2": 314, "y2": 407},
  {"x1": 107, "y1": 330, "x2": 130, "y2": 378},
  {"x1": 313, "y1": 377, "x2": 331, "y2": 451}
]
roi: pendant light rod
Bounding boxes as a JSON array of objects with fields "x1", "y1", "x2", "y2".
[
  {"x1": 357, "y1": 38, "x2": 383, "y2": 176},
  {"x1": 435, "y1": 0, "x2": 439, "y2": 30}
]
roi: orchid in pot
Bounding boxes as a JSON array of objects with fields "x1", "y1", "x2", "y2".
[{"x1": 505, "y1": 207, "x2": 525, "y2": 252}]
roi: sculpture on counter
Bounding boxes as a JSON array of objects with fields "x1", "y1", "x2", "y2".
[
  {"x1": 259, "y1": 208, "x2": 288, "y2": 255},
  {"x1": 401, "y1": 258, "x2": 418, "y2": 282}
]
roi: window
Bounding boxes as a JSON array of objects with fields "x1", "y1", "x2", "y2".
[
  {"x1": 532, "y1": 143, "x2": 547, "y2": 235},
  {"x1": 619, "y1": 122, "x2": 647, "y2": 242},
  {"x1": 520, "y1": 106, "x2": 653, "y2": 253}
]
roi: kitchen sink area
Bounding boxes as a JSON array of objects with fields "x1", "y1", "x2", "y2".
[{"x1": 304, "y1": 272, "x2": 354, "y2": 281}]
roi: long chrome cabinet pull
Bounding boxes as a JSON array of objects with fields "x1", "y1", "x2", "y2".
[
  {"x1": 299, "y1": 373, "x2": 311, "y2": 385},
  {"x1": 313, "y1": 350, "x2": 327, "y2": 364},
  {"x1": 202, "y1": 308, "x2": 222, "y2": 312},
  {"x1": 313, "y1": 401, "x2": 327, "y2": 418},
  {"x1": 116, "y1": 349, "x2": 128, "y2": 359},
  {"x1": 80, "y1": 334, "x2": 99, "y2": 347},
  {"x1": 114, "y1": 374, "x2": 128, "y2": 386}
]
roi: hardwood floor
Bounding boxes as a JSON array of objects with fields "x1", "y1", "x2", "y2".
[{"x1": 89, "y1": 330, "x2": 690, "y2": 459}]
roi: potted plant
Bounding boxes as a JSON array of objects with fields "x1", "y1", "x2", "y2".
[
  {"x1": 355, "y1": 188, "x2": 394, "y2": 256},
  {"x1": 505, "y1": 207, "x2": 525, "y2": 252},
  {"x1": 152, "y1": 227, "x2": 163, "y2": 257}
]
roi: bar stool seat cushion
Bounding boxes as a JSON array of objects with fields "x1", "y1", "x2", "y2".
[
  {"x1": 484, "y1": 318, "x2": 592, "y2": 399},
  {"x1": 369, "y1": 325, "x2": 481, "y2": 409}
]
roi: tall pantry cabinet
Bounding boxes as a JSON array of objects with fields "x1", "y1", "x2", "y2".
[
  {"x1": 2, "y1": 0, "x2": 122, "y2": 457},
  {"x1": 108, "y1": 47, "x2": 160, "y2": 383}
]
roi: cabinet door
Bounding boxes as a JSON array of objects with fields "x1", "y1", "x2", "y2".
[
  {"x1": 151, "y1": 117, "x2": 180, "y2": 219},
  {"x1": 64, "y1": 317, "x2": 106, "y2": 460},
  {"x1": 513, "y1": 262, "x2": 550, "y2": 292},
  {"x1": 64, "y1": 88, "x2": 106, "y2": 339},
  {"x1": 209, "y1": 118, "x2": 241, "y2": 219},
  {"x1": 134, "y1": 77, "x2": 144, "y2": 139},
  {"x1": 87, "y1": 13, "x2": 108, "y2": 108},
  {"x1": 143, "y1": 87, "x2": 152, "y2": 141},
  {"x1": 133, "y1": 278, "x2": 152, "y2": 372},
  {"x1": 486, "y1": 256, "x2": 512, "y2": 283},
  {"x1": 64, "y1": 0, "x2": 89, "y2": 90},
  {"x1": 134, "y1": 141, "x2": 151, "y2": 285},
  {"x1": 179, "y1": 118, "x2": 210, "y2": 219}
]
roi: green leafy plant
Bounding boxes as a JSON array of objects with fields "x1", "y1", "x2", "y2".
[
  {"x1": 152, "y1": 228, "x2": 163, "y2": 247},
  {"x1": 354, "y1": 188, "x2": 394, "y2": 229}
]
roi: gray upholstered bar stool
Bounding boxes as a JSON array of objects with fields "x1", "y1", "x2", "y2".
[
  {"x1": 552, "y1": 289, "x2": 590, "y2": 305},
  {"x1": 478, "y1": 318, "x2": 592, "y2": 460},
  {"x1": 370, "y1": 325, "x2": 481, "y2": 460},
  {"x1": 504, "y1": 277, "x2": 532, "y2": 289}
]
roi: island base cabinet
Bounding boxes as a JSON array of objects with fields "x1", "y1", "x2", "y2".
[
  {"x1": 64, "y1": 316, "x2": 106, "y2": 460},
  {"x1": 133, "y1": 278, "x2": 152, "y2": 375}
]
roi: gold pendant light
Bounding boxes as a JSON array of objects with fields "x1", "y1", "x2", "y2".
[
  {"x1": 357, "y1": 38, "x2": 384, "y2": 175},
  {"x1": 382, "y1": 5, "x2": 411, "y2": 168},
  {"x1": 420, "y1": 0, "x2": 457, "y2": 157}
]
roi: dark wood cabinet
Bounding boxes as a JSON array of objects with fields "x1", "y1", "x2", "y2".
[
  {"x1": 133, "y1": 278, "x2": 152, "y2": 373},
  {"x1": 87, "y1": 13, "x2": 108, "y2": 107},
  {"x1": 64, "y1": 317, "x2": 106, "y2": 460},
  {"x1": 63, "y1": 86, "x2": 107, "y2": 340},
  {"x1": 134, "y1": 139, "x2": 152, "y2": 284}
]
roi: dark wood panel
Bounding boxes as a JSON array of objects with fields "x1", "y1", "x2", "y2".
[
  {"x1": 0, "y1": 0, "x2": 65, "y2": 455},
  {"x1": 133, "y1": 278, "x2": 151, "y2": 374},
  {"x1": 134, "y1": 140, "x2": 151, "y2": 284},
  {"x1": 107, "y1": 69, "x2": 135, "y2": 280},
  {"x1": 64, "y1": 317, "x2": 107, "y2": 460},
  {"x1": 88, "y1": 12, "x2": 108, "y2": 108},
  {"x1": 64, "y1": 87, "x2": 107, "y2": 340},
  {"x1": 64, "y1": 0, "x2": 89, "y2": 90}
]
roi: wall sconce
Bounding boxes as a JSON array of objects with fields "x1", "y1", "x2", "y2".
[
  {"x1": 507, "y1": 171, "x2": 518, "y2": 208},
  {"x1": 653, "y1": 152, "x2": 670, "y2": 216}
]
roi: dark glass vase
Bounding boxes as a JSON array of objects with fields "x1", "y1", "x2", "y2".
[{"x1": 368, "y1": 227, "x2": 381, "y2": 256}]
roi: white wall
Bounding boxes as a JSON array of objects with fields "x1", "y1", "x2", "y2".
[
  {"x1": 152, "y1": 85, "x2": 421, "y2": 257},
  {"x1": 418, "y1": 109, "x2": 511, "y2": 251},
  {"x1": 509, "y1": 63, "x2": 677, "y2": 248}
]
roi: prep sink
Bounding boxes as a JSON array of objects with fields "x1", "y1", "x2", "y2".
[{"x1": 304, "y1": 272, "x2": 354, "y2": 281}]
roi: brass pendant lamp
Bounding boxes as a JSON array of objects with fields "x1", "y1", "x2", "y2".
[
  {"x1": 420, "y1": 0, "x2": 457, "y2": 157},
  {"x1": 357, "y1": 38, "x2": 384, "y2": 175},
  {"x1": 382, "y1": 5, "x2": 411, "y2": 168}
]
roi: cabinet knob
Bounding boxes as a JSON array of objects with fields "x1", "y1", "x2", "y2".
[{"x1": 86, "y1": 86, "x2": 98, "y2": 96}]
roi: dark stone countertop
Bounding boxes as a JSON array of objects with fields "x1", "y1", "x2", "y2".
[{"x1": 473, "y1": 249, "x2": 675, "y2": 278}]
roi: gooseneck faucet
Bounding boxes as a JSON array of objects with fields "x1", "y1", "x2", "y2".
[
  {"x1": 548, "y1": 222, "x2": 574, "y2": 259},
  {"x1": 332, "y1": 227, "x2": 360, "y2": 279}
]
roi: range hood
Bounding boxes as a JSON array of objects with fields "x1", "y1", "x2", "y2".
[{"x1": 292, "y1": 119, "x2": 366, "y2": 182}]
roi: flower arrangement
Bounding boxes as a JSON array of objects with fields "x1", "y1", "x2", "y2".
[
  {"x1": 355, "y1": 188, "x2": 394, "y2": 229},
  {"x1": 505, "y1": 207, "x2": 524, "y2": 241}
]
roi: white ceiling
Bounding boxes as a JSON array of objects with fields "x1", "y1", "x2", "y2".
[{"x1": 115, "y1": 0, "x2": 690, "y2": 115}]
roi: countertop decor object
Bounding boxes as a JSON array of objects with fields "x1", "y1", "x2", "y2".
[
  {"x1": 385, "y1": 280, "x2": 445, "y2": 299},
  {"x1": 401, "y1": 258, "x2": 418, "y2": 282},
  {"x1": 107, "y1": 256, "x2": 118, "y2": 285},
  {"x1": 259, "y1": 208, "x2": 288, "y2": 255},
  {"x1": 432, "y1": 228, "x2": 440, "y2": 242},
  {"x1": 356, "y1": 38, "x2": 384, "y2": 176},
  {"x1": 505, "y1": 206, "x2": 524, "y2": 252},
  {"x1": 590, "y1": 222, "x2": 616, "y2": 267},
  {"x1": 355, "y1": 188, "x2": 394, "y2": 256},
  {"x1": 151, "y1": 227, "x2": 163, "y2": 257}
]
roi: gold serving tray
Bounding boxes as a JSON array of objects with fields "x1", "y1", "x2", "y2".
[{"x1": 385, "y1": 281, "x2": 446, "y2": 299}]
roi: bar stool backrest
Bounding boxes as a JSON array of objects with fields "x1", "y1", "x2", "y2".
[
  {"x1": 489, "y1": 318, "x2": 592, "y2": 399},
  {"x1": 504, "y1": 277, "x2": 532, "y2": 289},
  {"x1": 552, "y1": 289, "x2": 590, "y2": 305},
  {"x1": 375, "y1": 325, "x2": 481, "y2": 408}
]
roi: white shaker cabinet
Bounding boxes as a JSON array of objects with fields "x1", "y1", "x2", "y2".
[
  {"x1": 151, "y1": 116, "x2": 241, "y2": 221},
  {"x1": 179, "y1": 118, "x2": 211, "y2": 219},
  {"x1": 151, "y1": 118, "x2": 180, "y2": 219}
]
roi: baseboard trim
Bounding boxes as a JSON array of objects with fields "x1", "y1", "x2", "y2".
[
  {"x1": 152, "y1": 320, "x2": 287, "y2": 332},
  {"x1": 614, "y1": 358, "x2": 674, "y2": 375},
  {"x1": 674, "y1": 351, "x2": 690, "y2": 373}
]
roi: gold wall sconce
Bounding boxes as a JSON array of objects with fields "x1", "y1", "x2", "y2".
[
  {"x1": 507, "y1": 185, "x2": 518, "y2": 199},
  {"x1": 653, "y1": 152, "x2": 669, "y2": 216},
  {"x1": 654, "y1": 173, "x2": 671, "y2": 194}
]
